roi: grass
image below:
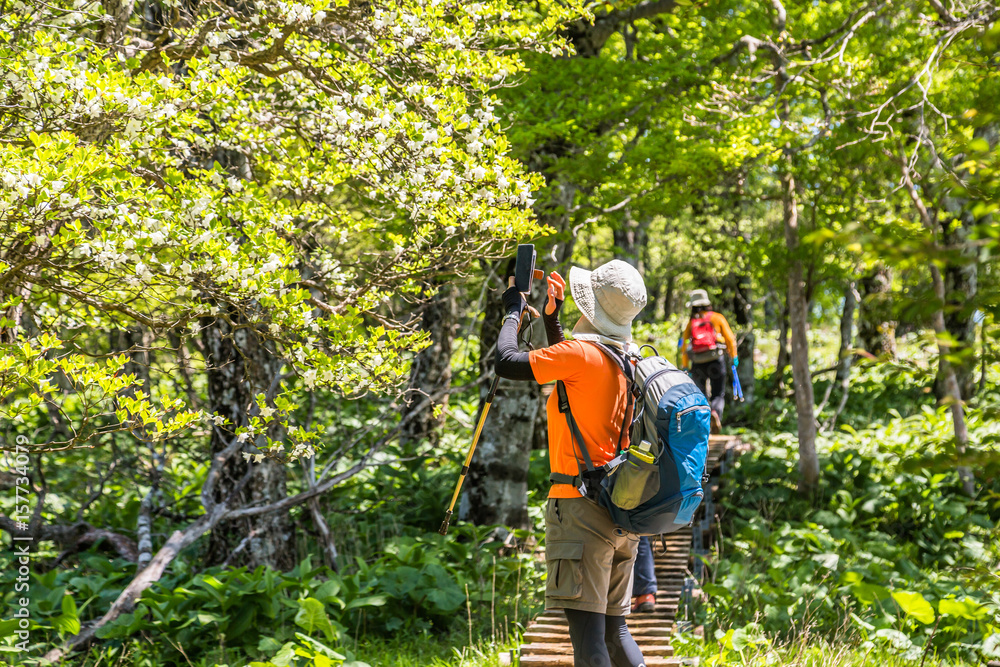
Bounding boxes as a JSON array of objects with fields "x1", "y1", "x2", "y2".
[
  {"x1": 352, "y1": 633, "x2": 519, "y2": 667},
  {"x1": 348, "y1": 625, "x2": 986, "y2": 667},
  {"x1": 671, "y1": 632, "x2": 981, "y2": 666}
]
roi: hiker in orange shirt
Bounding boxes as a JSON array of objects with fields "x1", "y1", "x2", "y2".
[
  {"x1": 680, "y1": 289, "x2": 738, "y2": 434},
  {"x1": 494, "y1": 260, "x2": 648, "y2": 667}
]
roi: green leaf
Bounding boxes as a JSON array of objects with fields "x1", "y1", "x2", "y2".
[
  {"x1": 61, "y1": 595, "x2": 78, "y2": 617},
  {"x1": 271, "y1": 642, "x2": 298, "y2": 666},
  {"x1": 730, "y1": 627, "x2": 750, "y2": 652},
  {"x1": 96, "y1": 613, "x2": 134, "y2": 639},
  {"x1": 294, "y1": 632, "x2": 345, "y2": 659},
  {"x1": 258, "y1": 636, "x2": 283, "y2": 652},
  {"x1": 196, "y1": 612, "x2": 227, "y2": 625},
  {"x1": 315, "y1": 578, "x2": 342, "y2": 602},
  {"x1": 852, "y1": 582, "x2": 890, "y2": 605},
  {"x1": 294, "y1": 598, "x2": 337, "y2": 642},
  {"x1": 938, "y1": 597, "x2": 988, "y2": 620},
  {"x1": 53, "y1": 595, "x2": 81, "y2": 636},
  {"x1": 344, "y1": 594, "x2": 387, "y2": 611},
  {"x1": 890, "y1": 591, "x2": 935, "y2": 625},
  {"x1": 0, "y1": 619, "x2": 21, "y2": 639},
  {"x1": 874, "y1": 628, "x2": 913, "y2": 650},
  {"x1": 52, "y1": 613, "x2": 81, "y2": 637},
  {"x1": 969, "y1": 138, "x2": 990, "y2": 153},
  {"x1": 813, "y1": 553, "x2": 839, "y2": 570}
]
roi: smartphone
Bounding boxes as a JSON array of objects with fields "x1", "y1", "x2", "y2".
[{"x1": 514, "y1": 244, "x2": 536, "y2": 294}]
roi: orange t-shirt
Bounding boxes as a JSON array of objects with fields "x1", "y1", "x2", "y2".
[{"x1": 528, "y1": 340, "x2": 631, "y2": 499}]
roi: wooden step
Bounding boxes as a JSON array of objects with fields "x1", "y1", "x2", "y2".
[
  {"x1": 525, "y1": 623, "x2": 674, "y2": 637},
  {"x1": 537, "y1": 614, "x2": 676, "y2": 625},
  {"x1": 519, "y1": 643, "x2": 674, "y2": 657},
  {"x1": 519, "y1": 655, "x2": 682, "y2": 666},
  {"x1": 522, "y1": 632, "x2": 673, "y2": 648}
]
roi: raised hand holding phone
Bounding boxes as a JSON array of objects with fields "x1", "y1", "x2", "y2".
[{"x1": 544, "y1": 271, "x2": 565, "y2": 316}]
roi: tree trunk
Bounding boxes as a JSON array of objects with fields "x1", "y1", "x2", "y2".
[
  {"x1": 818, "y1": 282, "x2": 857, "y2": 425},
  {"x1": 937, "y1": 205, "x2": 979, "y2": 399},
  {"x1": 837, "y1": 282, "x2": 858, "y2": 384},
  {"x1": 616, "y1": 213, "x2": 654, "y2": 323},
  {"x1": 201, "y1": 313, "x2": 295, "y2": 570},
  {"x1": 400, "y1": 281, "x2": 457, "y2": 452},
  {"x1": 979, "y1": 316, "x2": 993, "y2": 394},
  {"x1": 782, "y1": 171, "x2": 819, "y2": 496},
  {"x1": 111, "y1": 327, "x2": 163, "y2": 571},
  {"x1": 857, "y1": 264, "x2": 897, "y2": 359},
  {"x1": 613, "y1": 212, "x2": 648, "y2": 273},
  {"x1": 643, "y1": 278, "x2": 662, "y2": 325},
  {"x1": 900, "y1": 158, "x2": 975, "y2": 497},
  {"x1": 663, "y1": 274, "x2": 675, "y2": 319},
  {"x1": 934, "y1": 124, "x2": 994, "y2": 398},
  {"x1": 772, "y1": 293, "x2": 790, "y2": 394},
  {"x1": 721, "y1": 273, "x2": 755, "y2": 413},
  {"x1": 461, "y1": 266, "x2": 537, "y2": 529},
  {"x1": 100, "y1": 0, "x2": 137, "y2": 46}
]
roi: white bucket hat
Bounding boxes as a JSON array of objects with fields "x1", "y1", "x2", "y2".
[
  {"x1": 568, "y1": 260, "x2": 647, "y2": 343},
  {"x1": 686, "y1": 289, "x2": 711, "y2": 308}
]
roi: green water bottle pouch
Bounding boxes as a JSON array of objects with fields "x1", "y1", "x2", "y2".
[{"x1": 609, "y1": 441, "x2": 661, "y2": 510}]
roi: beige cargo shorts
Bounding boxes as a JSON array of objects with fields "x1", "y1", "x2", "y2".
[{"x1": 544, "y1": 496, "x2": 639, "y2": 616}]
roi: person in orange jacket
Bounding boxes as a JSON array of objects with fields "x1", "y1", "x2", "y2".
[{"x1": 679, "y1": 289, "x2": 738, "y2": 434}]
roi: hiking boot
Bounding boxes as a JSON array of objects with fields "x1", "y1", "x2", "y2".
[
  {"x1": 631, "y1": 593, "x2": 656, "y2": 613},
  {"x1": 710, "y1": 410, "x2": 722, "y2": 435}
]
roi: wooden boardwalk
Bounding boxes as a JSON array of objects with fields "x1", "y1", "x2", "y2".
[{"x1": 508, "y1": 435, "x2": 743, "y2": 667}]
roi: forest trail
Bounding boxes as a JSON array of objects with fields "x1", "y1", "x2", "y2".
[{"x1": 507, "y1": 435, "x2": 746, "y2": 666}]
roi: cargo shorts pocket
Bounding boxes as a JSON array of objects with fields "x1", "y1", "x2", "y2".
[{"x1": 546, "y1": 541, "x2": 585, "y2": 600}]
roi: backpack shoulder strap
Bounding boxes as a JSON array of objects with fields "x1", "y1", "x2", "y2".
[
  {"x1": 585, "y1": 341, "x2": 638, "y2": 454},
  {"x1": 556, "y1": 380, "x2": 596, "y2": 473},
  {"x1": 591, "y1": 341, "x2": 636, "y2": 384}
]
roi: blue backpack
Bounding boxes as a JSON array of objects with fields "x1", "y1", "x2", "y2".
[{"x1": 552, "y1": 344, "x2": 711, "y2": 536}]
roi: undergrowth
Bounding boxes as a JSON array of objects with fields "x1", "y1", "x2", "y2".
[
  {"x1": 4, "y1": 337, "x2": 998, "y2": 666},
  {"x1": 675, "y1": 364, "x2": 1000, "y2": 665}
]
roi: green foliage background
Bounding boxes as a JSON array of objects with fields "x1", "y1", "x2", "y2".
[{"x1": 2, "y1": 0, "x2": 1000, "y2": 665}]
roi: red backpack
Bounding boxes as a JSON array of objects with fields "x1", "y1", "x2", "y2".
[{"x1": 689, "y1": 312, "x2": 718, "y2": 354}]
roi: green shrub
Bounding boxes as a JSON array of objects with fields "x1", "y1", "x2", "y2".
[{"x1": 695, "y1": 402, "x2": 1000, "y2": 663}]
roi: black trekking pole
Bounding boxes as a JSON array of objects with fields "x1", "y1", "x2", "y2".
[
  {"x1": 439, "y1": 244, "x2": 538, "y2": 536},
  {"x1": 439, "y1": 374, "x2": 501, "y2": 535}
]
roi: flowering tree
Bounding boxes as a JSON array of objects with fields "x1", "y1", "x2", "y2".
[{"x1": 0, "y1": 0, "x2": 579, "y2": 656}]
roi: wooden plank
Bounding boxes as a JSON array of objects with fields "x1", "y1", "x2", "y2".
[
  {"x1": 525, "y1": 623, "x2": 674, "y2": 636},
  {"x1": 536, "y1": 614, "x2": 677, "y2": 625},
  {"x1": 519, "y1": 656, "x2": 682, "y2": 666},
  {"x1": 518, "y1": 643, "x2": 673, "y2": 656}
]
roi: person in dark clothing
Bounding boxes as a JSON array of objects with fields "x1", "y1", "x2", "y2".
[
  {"x1": 679, "y1": 289, "x2": 738, "y2": 434},
  {"x1": 630, "y1": 536, "x2": 657, "y2": 613}
]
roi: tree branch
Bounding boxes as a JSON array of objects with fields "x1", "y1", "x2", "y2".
[{"x1": 566, "y1": 0, "x2": 677, "y2": 56}]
